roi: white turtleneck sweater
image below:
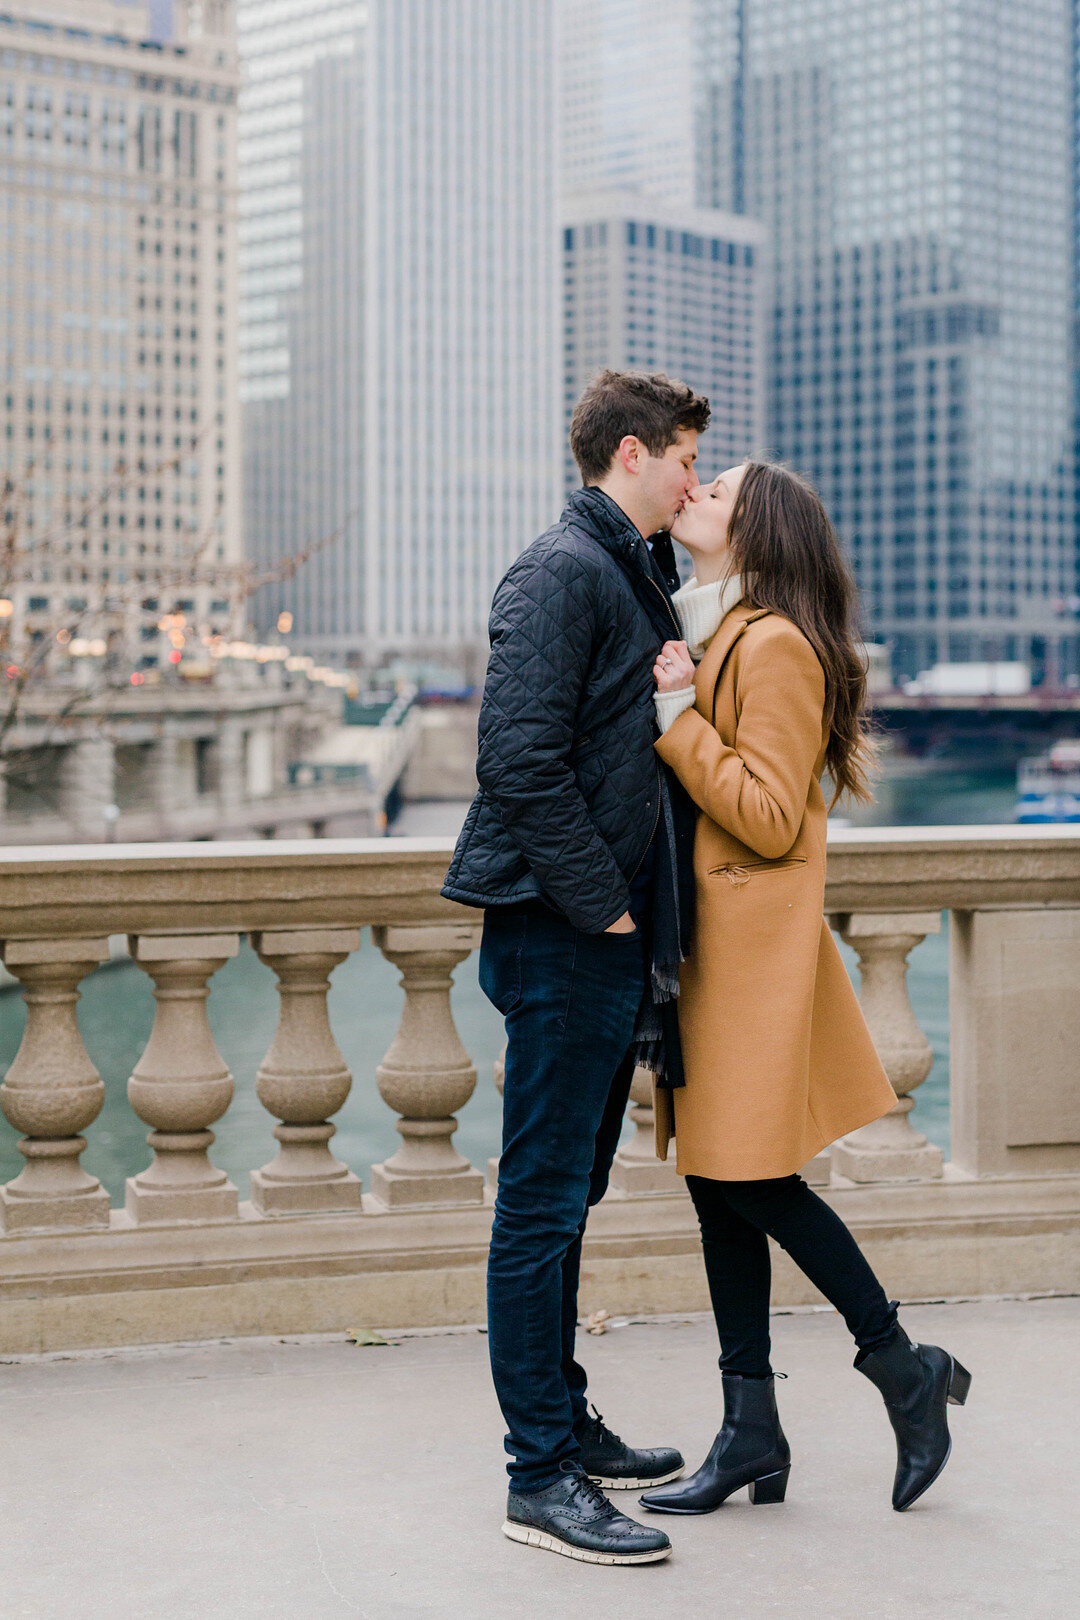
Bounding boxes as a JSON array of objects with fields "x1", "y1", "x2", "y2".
[{"x1": 654, "y1": 573, "x2": 747, "y2": 733}]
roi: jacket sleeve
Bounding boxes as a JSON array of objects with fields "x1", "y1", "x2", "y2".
[
  {"x1": 654, "y1": 628, "x2": 825, "y2": 859},
  {"x1": 475, "y1": 550, "x2": 631, "y2": 932}
]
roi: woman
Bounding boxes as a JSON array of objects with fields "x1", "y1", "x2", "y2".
[{"x1": 639, "y1": 460, "x2": 971, "y2": 1518}]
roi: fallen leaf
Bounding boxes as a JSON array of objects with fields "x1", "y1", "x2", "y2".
[{"x1": 347, "y1": 1328, "x2": 393, "y2": 1347}]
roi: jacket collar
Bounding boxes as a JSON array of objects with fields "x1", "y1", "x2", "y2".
[
  {"x1": 694, "y1": 604, "x2": 769, "y2": 719},
  {"x1": 562, "y1": 485, "x2": 653, "y2": 576}
]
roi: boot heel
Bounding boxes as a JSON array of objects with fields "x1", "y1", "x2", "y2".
[
  {"x1": 747, "y1": 1466, "x2": 790, "y2": 1505},
  {"x1": 947, "y1": 1357, "x2": 971, "y2": 1407}
]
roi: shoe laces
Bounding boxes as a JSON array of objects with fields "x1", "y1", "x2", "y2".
[
  {"x1": 560, "y1": 1463, "x2": 615, "y2": 1517},
  {"x1": 586, "y1": 1402, "x2": 624, "y2": 1451}
]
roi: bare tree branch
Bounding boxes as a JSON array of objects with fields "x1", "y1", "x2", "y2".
[{"x1": 0, "y1": 464, "x2": 352, "y2": 777}]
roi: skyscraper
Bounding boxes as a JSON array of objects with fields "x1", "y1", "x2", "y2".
[
  {"x1": 699, "y1": 0, "x2": 1078, "y2": 682},
  {"x1": 557, "y1": 2, "x2": 767, "y2": 492},
  {"x1": 562, "y1": 195, "x2": 766, "y2": 490},
  {"x1": 557, "y1": 1, "x2": 695, "y2": 205},
  {"x1": 560, "y1": 1, "x2": 1079, "y2": 683},
  {"x1": 237, "y1": 0, "x2": 561, "y2": 662},
  {"x1": 0, "y1": 0, "x2": 241, "y2": 642}
]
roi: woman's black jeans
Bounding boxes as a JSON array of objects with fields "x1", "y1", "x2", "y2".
[{"x1": 685, "y1": 1173, "x2": 898, "y2": 1377}]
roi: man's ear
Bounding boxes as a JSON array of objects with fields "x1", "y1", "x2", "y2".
[{"x1": 617, "y1": 435, "x2": 642, "y2": 477}]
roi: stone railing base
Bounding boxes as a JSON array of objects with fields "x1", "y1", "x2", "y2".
[{"x1": 1, "y1": 1171, "x2": 1078, "y2": 1355}]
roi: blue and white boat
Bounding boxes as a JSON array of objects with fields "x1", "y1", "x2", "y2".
[{"x1": 1016, "y1": 741, "x2": 1080, "y2": 822}]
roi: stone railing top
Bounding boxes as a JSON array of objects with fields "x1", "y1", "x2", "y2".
[
  {"x1": 0, "y1": 838, "x2": 462, "y2": 938},
  {"x1": 823, "y1": 823, "x2": 1080, "y2": 912},
  {"x1": 826, "y1": 824, "x2": 1079, "y2": 846},
  {"x1": 0, "y1": 827, "x2": 1078, "y2": 938}
]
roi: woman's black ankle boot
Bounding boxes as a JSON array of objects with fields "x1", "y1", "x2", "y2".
[
  {"x1": 639, "y1": 1372, "x2": 791, "y2": 1515},
  {"x1": 856, "y1": 1325, "x2": 971, "y2": 1511}
]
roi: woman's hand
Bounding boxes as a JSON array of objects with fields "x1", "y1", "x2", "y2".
[{"x1": 653, "y1": 640, "x2": 695, "y2": 694}]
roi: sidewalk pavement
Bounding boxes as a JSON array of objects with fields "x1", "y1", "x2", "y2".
[{"x1": 1, "y1": 1296, "x2": 1076, "y2": 1620}]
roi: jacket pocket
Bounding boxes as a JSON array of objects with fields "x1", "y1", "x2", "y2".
[{"x1": 708, "y1": 856, "x2": 808, "y2": 886}]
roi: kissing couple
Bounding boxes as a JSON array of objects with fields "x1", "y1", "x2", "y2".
[{"x1": 444, "y1": 369, "x2": 971, "y2": 1565}]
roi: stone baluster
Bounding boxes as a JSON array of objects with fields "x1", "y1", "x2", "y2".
[
  {"x1": 829, "y1": 912, "x2": 944, "y2": 1182},
  {"x1": 609, "y1": 1066, "x2": 683, "y2": 1195},
  {"x1": 0, "y1": 939, "x2": 111, "y2": 1233},
  {"x1": 124, "y1": 933, "x2": 240, "y2": 1222},
  {"x1": 249, "y1": 928, "x2": 363, "y2": 1214},
  {"x1": 799, "y1": 1148, "x2": 832, "y2": 1187},
  {"x1": 369, "y1": 925, "x2": 484, "y2": 1209}
]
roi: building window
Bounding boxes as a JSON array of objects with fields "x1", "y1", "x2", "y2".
[
  {"x1": 173, "y1": 108, "x2": 197, "y2": 179},
  {"x1": 137, "y1": 104, "x2": 162, "y2": 174},
  {"x1": 62, "y1": 89, "x2": 89, "y2": 157}
]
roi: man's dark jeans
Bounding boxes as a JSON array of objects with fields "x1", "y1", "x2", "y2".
[{"x1": 479, "y1": 904, "x2": 645, "y2": 1492}]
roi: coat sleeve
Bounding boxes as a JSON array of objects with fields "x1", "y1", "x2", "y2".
[
  {"x1": 654, "y1": 627, "x2": 826, "y2": 859},
  {"x1": 475, "y1": 549, "x2": 631, "y2": 932}
]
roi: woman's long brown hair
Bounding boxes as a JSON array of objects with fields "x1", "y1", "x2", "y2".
[{"x1": 726, "y1": 460, "x2": 876, "y2": 805}]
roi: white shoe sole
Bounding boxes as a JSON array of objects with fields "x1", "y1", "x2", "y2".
[
  {"x1": 502, "y1": 1520, "x2": 671, "y2": 1564},
  {"x1": 587, "y1": 1466, "x2": 685, "y2": 1490}
]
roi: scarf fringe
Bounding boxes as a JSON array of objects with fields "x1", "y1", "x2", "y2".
[
  {"x1": 631, "y1": 1034, "x2": 671, "y2": 1083},
  {"x1": 630, "y1": 933, "x2": 682, "y2": 1078},
  {"x1": 651, "y1": 962, "x2": 681, "y2": 1001}
]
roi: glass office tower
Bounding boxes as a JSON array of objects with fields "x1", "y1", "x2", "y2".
[{"x1": 698, "y1": 0, "x2": 1078, "y2": 681}]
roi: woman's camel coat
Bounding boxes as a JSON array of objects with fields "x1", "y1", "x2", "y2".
[{"x1": 653, "y1": 604, "x2": 896, "y2": 1180}]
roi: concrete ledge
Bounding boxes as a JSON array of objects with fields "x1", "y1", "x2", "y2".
[
  {"x1": 1, "y1": 824, "x2": 1080, "y2": 938},
  {"x1": 2, "y1": 1174, "x2": 1078, "y2": 1354}
]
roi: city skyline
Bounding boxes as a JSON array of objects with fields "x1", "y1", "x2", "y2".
[
  {"x1": 556, "y1": 0, "x2": 1080, "y2": 683},
  {"x1": 3, "y1": 1, "x2": 1078, "y2": 686}
]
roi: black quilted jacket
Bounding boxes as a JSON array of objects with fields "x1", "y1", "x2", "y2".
[{"x1": 442, "y1": 486, "x2": 681, "y2": 933}]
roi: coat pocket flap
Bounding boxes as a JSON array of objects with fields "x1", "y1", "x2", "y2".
[{"x1": 708, "y1": 856, "x2": 808, "y2": 884}]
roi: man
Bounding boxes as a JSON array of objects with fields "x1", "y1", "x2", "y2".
[{"x1": 443, "y1": 370, "x2": 710, "y2": 1564}]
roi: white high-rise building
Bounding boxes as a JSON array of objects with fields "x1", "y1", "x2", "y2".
[
  {"x1": 237, "y1": 0, "x2": 561, "y2": 661},
  {"x1": 557, "y1": 1, "x2": 695, "y2": 205},
  {"x1": 556, "y1": 2, "x2": 767, "y2": 491},
  {"x1": 0, "y1": 0, "x2": 241, "y2": 646}
]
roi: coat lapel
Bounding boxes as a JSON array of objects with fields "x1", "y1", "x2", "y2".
[{"x1": 693, "y1": 606, "x2": 769, "y2": 726}]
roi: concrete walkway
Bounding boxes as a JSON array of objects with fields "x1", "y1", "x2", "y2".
[{"x1": 1, "y1": 1297, "x2": 1076, "y2": 1619}]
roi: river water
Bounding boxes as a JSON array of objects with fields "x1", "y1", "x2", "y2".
[{"x1": 0, "y1": 767, "x2": 1018, "y2": 1199}]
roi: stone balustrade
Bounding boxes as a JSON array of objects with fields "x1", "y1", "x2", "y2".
[{"x1": 1, "y1": 826, "x2": 1079, "y2": 1354}]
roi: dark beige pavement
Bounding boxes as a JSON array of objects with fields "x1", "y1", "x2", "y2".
[{"x1": 0, "y1": 1297, "x2": 1075, "y2": 1619}]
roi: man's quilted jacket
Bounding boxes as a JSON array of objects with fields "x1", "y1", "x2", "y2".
[{"x1": 442, "y1": 485, "x2": 680, "y2": 933}]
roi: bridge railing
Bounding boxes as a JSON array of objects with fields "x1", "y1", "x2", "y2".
[{"x1": 1, "y1": 827, "x2": 1078, "y2": 1352}]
